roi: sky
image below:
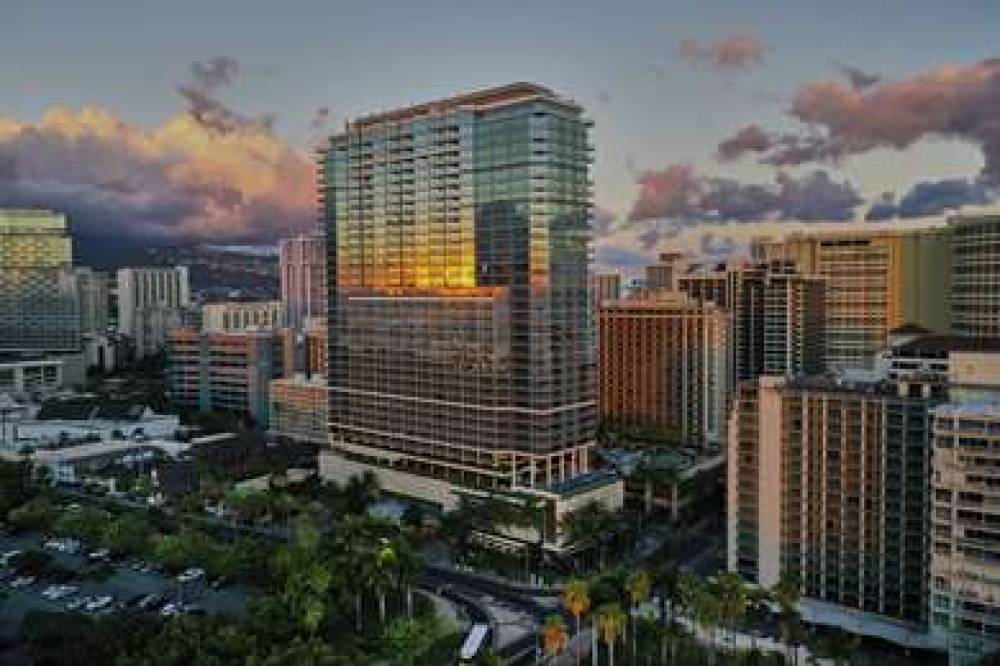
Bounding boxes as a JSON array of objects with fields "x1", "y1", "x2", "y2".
[{"x1": 2, "y1": 0, "x2": 1000, "y2": 269}]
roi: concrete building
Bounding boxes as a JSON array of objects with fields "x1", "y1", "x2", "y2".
[
  {"x1": 269, "y1": 375, "x2": 328, "y2": 444},
  {"x1": 116, "y1": 267, "x2": 190, "y2": 358},
  {"x1": 755, "y1": 226, "x2": 951, "y2": 371},
  {"x1": 280, "y1": 234, "x2": 327, "y2": 330},
  {"x1": 598, "y1": 292, "x2": 731, "y2": 447},
  {"x1": 0, "y1": 357, "x2": 75, "y2": 398},
  {"x1": 202, "y1": 300, "x2": 283, "y2": 332},
  {"x1": 950, "y1": 209, "x2": 1000, "y2": 338},
  {"x1": 645, "y1": 252, "x2": 685, "y2": 291},
  {"x1": 728, "y1": 375, "x2": 934, "y2": 624},
  {"x1": 676, "y1": 260, "x2": 733, "y2": 308},
  {"x1": 167, "y1": 328, "x2": 285, "y2": 426},
  {"x1": 730, "y1": 261, "x2": 825, "y2": 383},
  {"x1": 930, "y1": 402, "x2": 1000, "y2": 665},
  {"x1": 589, "y1": 273, "x2": 622, "y2": 306},
  {"x1": 0, "y1": 209, "x2": 80, "y2": 354},
  {"x1": 1, "y1": 399, "x2": 181, "y2": 451},
  {"x1": 75, "y1": 267, "x2": 111, "y2": 337},
  {"x1": 321, "y1": 84, "x2": 619, "y2": 536}
]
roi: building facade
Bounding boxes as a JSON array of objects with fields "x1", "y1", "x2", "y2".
[
  {"x1": 755, "y1": 227, "x2": 951, "y2": 371},
  {"x1": 728, "y1": 375, "x2": 933, "y2": 624},
  {"x1": 0, "y1": 209, "x2": 80, "y2": 354},
  {"x1": 598, "y1": 293, "x2": 731, "y2": 447},
  {"x1": 950, "y1": 210, "x2": 1000, "y2": 338},
  {"x1": 167, "y1": 328, "x2": 285, "y2": 425},
  {"x1": 930, "y1": 402, "x2": 1000, "y2": 664},
  {"x1": 269, "y1": 376, "x2": 329, "y2": 444},
  {"x1": 202, "y1": 300, "x2": 283, "y2": 332},
  {"x1": 75, "y1": 267, "x2": 110, "y2": 336},
  {"x1": 117, "y1": 267, "x2": 191, "y2": 358},
  {"x1": 730, "y1": 262, "x2": 825, "y2": 383},
  {"x1": 322, "y1": 84, "x2": 601, "y2": 508},
  {"x1": 280, "y1": 234, "x2": 327, "y2": 330},
  {"x1": 589, "y1": 273, "x2": 622, "y2": 306}
]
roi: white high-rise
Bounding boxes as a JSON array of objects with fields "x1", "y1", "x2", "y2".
[
  {"x1": 279, "y1": 235, "x2": 326, "y2": 330},
  {"x1": 116, "y1": 267, "x2": 190, "y2": 358}
]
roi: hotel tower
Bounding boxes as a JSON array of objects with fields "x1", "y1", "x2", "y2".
[{"x1": 319, "y1": 85, "x2": 613, "y2": 514}]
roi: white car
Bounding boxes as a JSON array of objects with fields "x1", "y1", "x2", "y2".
[
  {"x1": 66, "y1": 596, "x2": 90, "y2": 611},
  {"x1": 84, "y1": 595, "x2": 113, "y2": 612},
  {"x1": 10, "y1": 576, "x2": 35, "y2": 588},
  {"x1": 47, "y1": 585, "x2": 77, "y2": 600},
  {"x1": 159, "y1": 602, "x2": 180, "y2": 617},
  {"x1": 177, "y1": 567, "x2": 206, "y2": 583}
]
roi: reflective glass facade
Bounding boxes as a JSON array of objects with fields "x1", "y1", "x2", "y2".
[
  {"x1": 322, "y1": 84, "x2": 595, "y2": 490},
  {"x1": 0, "y1": 209, "x2": 80, "y2": 353}
]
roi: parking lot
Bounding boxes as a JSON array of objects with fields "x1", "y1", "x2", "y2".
[{"x1": 0, "y1": 533, "x2": 248, "y2": 639}]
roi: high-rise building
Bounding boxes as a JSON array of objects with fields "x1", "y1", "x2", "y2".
[
  {"x1": 0, "y1": 209, "x2": 80, "y2": 354},
  {"x1": 75, "y1": 267, "x2": 110, "y2": 336},
  {"x1": 269, "y1": 375, "x2": 329, "y2": 444},
  {"x1": 728, "y1": 375, "x2": 934, "y2": 624},
  {"x1": 645, "y1": 252, "x2": 685, "y2": 290},
  {"x1": 280, "y1": 234, "x2": 327, "y2": 330},
  {"x1": 320, "y1": 84, "x2": 613, "y2": 516},
  {"x1": 167, "y1": 327, "x2": 286, "y2": 425},
  {"x1": 598, "y1": 292, "x2": 731, "y2": 447},
  {"x1": 589, "y1": 273, "x2": 622, "y2": 306},
  {"x1": 950, "y1": 209, "x2": 1000, "y2": 337},
  {"x1": 116, "y1": 267, "x2": 191, "y2": 358},
  {"x1": 755, "y1": 226, "x2": 951, "y2": 371},
  {"x1": 676, "y1": 260, "x2": 732, "y2": 307},
  {"x1": 730, "y1": 261, "x2": 825, "y2": 383},
  {"x1": 930, "y1": 402, "x2": 1000, "y2": 664},
  {"x1": 202, "y1": 300, "x2": 283, "y2": 332}
]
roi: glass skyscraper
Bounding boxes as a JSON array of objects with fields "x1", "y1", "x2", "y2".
[
  {"x1": 0, "y1": 209, "x2": 80, "y2": 353},
  {"x1": 321, "y1": 84, "x2": 596, "y2": 494}
]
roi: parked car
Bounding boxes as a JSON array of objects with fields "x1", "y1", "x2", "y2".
[
  {"x1": 137, "y1": 594, "x2": 163, "y2": 611},
  {"x1": 66, "y1": 596, "x2": 90, "y2": 611},
  {"x1": 85, "y1": 595, "x2": 113, "y2": 612},
  {"x1": 87, "y1": 548, "x2": 110, "y2": 562},
  {"x1": 177, "y1": 567, "x2": 206, "y2": 584},
  {"x1": 9, "y1": 575, "x2": 35, "y2": 588}
]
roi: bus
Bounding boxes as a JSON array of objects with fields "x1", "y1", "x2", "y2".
[{"x1": 458, "y1": 623, "x2": 491, "y2": 663}]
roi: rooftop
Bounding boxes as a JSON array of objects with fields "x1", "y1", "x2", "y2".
[
  {"x1": 345, "y1": 83, "x2": 579, "y2": 131},
  {"x1": 891, "y1": 333, "x2": 1000, "y2": 355}
]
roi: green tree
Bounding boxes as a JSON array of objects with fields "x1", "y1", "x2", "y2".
[
  {"x1": 7, "y1": 496, "x2": 56, "y2": 532},
  {"x1": 563, "y1": 578, "x2": 591, "y2": 666},
  {"x1": 625, "y1": 569, "x2": 651, "y2": 658},
  {"x1": 100, "y1": 513, "x2": 151, "y2": 555},
  {"x1": 272, "y1": 516, "x2": 332, "y2": 635},
  {"x1": 596, "y1": 603, "x2": 627, "y2": 666}
]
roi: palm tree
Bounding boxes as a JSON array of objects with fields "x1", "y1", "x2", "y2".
[
  {"x1": 373, "y1": 539, "x2": 399, "y2": 626},
  {"x1": 715, "y1": 572, "x2": 749, "y2": 648},
  {"x1": 625, "y1": 569, "x2": 651, "y2": 658},
  {"x1": 542, "y1": 614, "x2": 570, "y2": 659},
  {"x1": 595, "y1": 603, "x2": 627, "y2": 666},
  {"x1": 773, "y1": 573, "x2": 802, "y2": 666},
  {"x1": 563, "y1": 578, "x2": 591, "y2": 665}
]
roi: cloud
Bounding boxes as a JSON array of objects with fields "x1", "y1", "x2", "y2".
[
  {"x1": 677, "y1": 33, "x2": 765, "y2": 70},
  {"x1": 627, "y1": 165, "x2": 862, "y2": 230},
  {"x1": 177, "y1": 56, "x2": 274, "y2": 134},
  {"x1": 0, "y1": 104, "x2": 314, "y2": 244},
  {"x1": 865, "y1": 177, "x2": 996, "y2": 220},
  {"x1": 717, "y1": 125, "x2": 772, "y2": 160},
  {"x1": 834, "y1": 62, "x2": 881, "y2": 90},
  {"x1": 190, "y1": 56, "x2": 241, "y2": 90},
  {"x1": 717, "y1": 58, "x2": 1000, "y2": 180}
]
